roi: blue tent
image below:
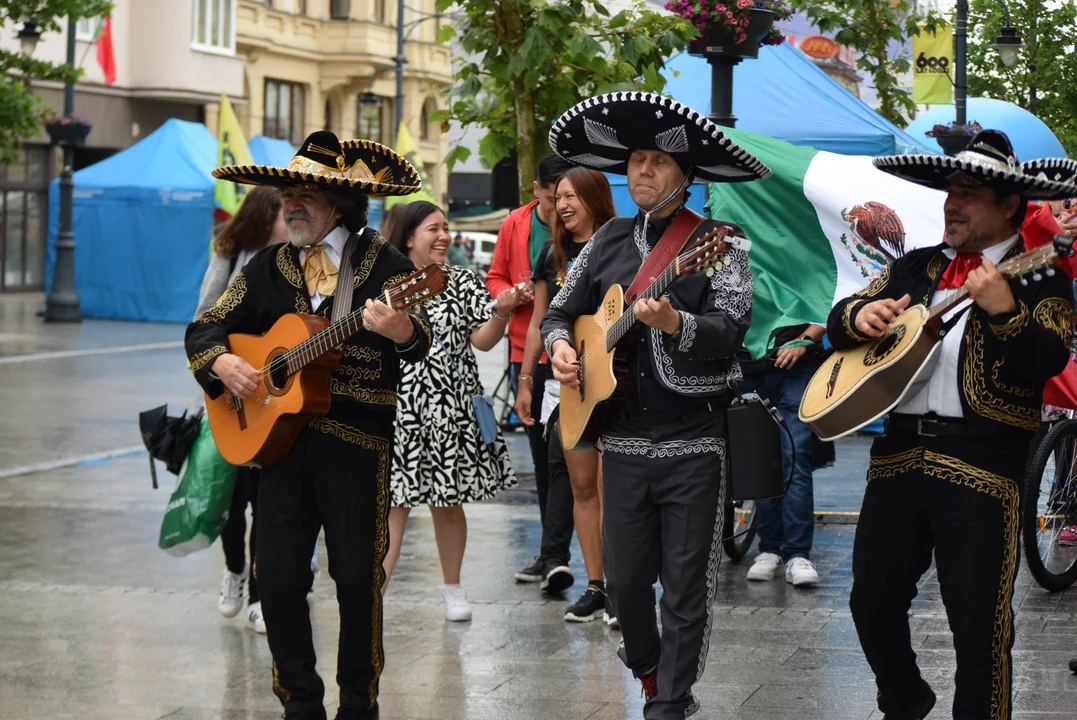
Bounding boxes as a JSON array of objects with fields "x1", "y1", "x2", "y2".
[
  {"x1": 662, "y1": 44, "x2": 934, "y2": 156},
  {"x1": 248, "y1": 134, "x2": 297, "y2": 166},
  {"x1": 906, "y1": 97, "x2": 1067, "y2": 160},
  {"x1": 46, "y1": 118, "x2": 217, "y2": 323}
]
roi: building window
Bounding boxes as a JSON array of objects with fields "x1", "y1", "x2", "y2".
[
  {"x1": 375, "y1": 0, "x2": 387, "y2": 24},
  {"x1": 192, "y1": 0, "x2": 236, "y2": 53},
  {"x1": 265, "y1": 79, "x2": 306, "y2": 146},
  {"x1": 297, "y1": 0, "x2": 307, "y2": 14},
  {"x1": 357, "y1": 95, "x2": 385, "y2": 145},
  {"x1": 0, "y1": 146, "x2": 48, "y2": 292},
  {"x1": 420, "y1": 97, "x2": 438, "y2": 141},
  {"x1": 330, "y1": 0, "x2": 350, "y2": 20},
  {"x1": 75, "y1": 16, "x2": 100, "y2": 41}
]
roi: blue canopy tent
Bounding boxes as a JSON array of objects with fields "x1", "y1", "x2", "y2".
[
  {"x1": 46, "y1": 118, "x2": 217, "y2": 323},
  {"x1": 248, "y1": 134, "x2": 297, "y2": 166},
  {"x1": 605, "y1": 43, "x2": 936, "y2": 218},
  {"x1": 906, "y1": 97, "x2": 1067, "y2": 160}
]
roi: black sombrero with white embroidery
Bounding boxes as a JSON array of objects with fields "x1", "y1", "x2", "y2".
[
  {"x1": 212, "y1": 131, "x2": 423, "y2": 197},
  {"x1": 1022, "y1": 157, "x2": 1077, "y2": 190},
  {"x1": 548, "y1": 92, "x2": 771, "y2": 183},
  {"x1": 873, "y1": 130, "x2": 1076, "y2": 201}
]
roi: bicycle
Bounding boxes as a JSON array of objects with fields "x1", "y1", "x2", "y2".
[
  {"x1": 1022, "y1": 411, "x2": 1077, "y2": 592},
  {"x1": 723, "y1": 499, "x2": 758, "y2": 562}
]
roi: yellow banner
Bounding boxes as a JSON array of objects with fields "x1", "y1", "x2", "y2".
[
  {"x1": 384, "y1": 121, "x2": 438, "y2": 210},
  {"x1": 214, "y1": 94, "x2": 255, "y2": 221},
  {"x1": 913, "y1": 24, "x2": 953, "y2": 105}
]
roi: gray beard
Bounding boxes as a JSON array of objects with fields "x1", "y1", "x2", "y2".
[{"x1": 288, "y1": 224, "x2": 326, "y2": 248}]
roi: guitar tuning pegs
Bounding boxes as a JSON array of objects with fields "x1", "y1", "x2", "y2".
[
  {"x1": 1020, "y1": 277, "x2": 1029, "y2": 286},
  {"x1": 1046, "y1": 267, "x2": 1057, "y2": 277},
  {"x1": 1033, "y1": 272, "x2": 1043, "y2": 282},
  {"x1": 706, "y1": 268, "x2": 715, "y2": 278}
]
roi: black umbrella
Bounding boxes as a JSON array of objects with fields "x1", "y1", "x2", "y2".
[{"x1": 139, "y1": 405, "x2": 203, "y2": 489}]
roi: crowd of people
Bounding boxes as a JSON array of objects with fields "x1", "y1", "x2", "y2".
[{"x1": 187, "y1": 93, "x2": 1077, "y2": 720}]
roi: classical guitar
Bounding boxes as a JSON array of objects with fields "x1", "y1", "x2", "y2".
[
  {"x1": 799, "y1": 235, "x2": 1075, "y2": 441},
  {"x1": 205, "y1": 263, "x2": 448, "y2": 467},
  {"x1": 557, "y1": 228, "x2": 751, "y2": 450}
]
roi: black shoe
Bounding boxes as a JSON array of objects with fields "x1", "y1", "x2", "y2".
[
  {"x1": 515, "y1": 556, "x2": 546, "y2": 583},
  {"x1": 1070, "y1": 657, "x2": 1077, "y2": 673},
  {"x1": 540, "y1": 558, "x2": 574, "y2": 594},
  {"x1": 565, "y1": 584, "x2": 606, "y2": 622},
  {"x1": 334, "y1": 707, "x2": 378, "y2": 720},
  {"x1": 882, "y1": 681, "x2": 935, "y2": 720}
]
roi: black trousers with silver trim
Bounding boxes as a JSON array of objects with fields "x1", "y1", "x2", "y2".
[
  {"x1": 602, "y1": 407, "x2": 727, "y2": 720},
  {"x1": 851, "y1": 428, "x2": 1025, "y2": 720}
]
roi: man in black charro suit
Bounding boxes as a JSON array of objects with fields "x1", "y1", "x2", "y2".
[{"x1": 828, "y1": 130, "x2": 1076, "y2": 720}]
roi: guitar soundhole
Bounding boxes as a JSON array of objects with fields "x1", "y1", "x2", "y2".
[
  {"x1": 864, "y1": 325, "x2": 907, "y2": 367},
  {"x1": 265, "y1": 348, "x2": 294, "y2": 395}
]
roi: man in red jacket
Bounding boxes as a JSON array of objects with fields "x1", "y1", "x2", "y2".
[{"x1": 486, "y1": 154, "x2": 578, "y2": 590}]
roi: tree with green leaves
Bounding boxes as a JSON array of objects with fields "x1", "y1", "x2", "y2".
[
  {"x1": 786, "y1": 0, "x2": 945, "y2": 127},
  {"x1": 966, "y1": 0, "x2": 1077, "y2": 156},
  {"x1": 1, "y1": 0, "x2": 113, "y2": 161},
  {"x1": 433, "y1": 0, "x2": 696, "y2": 204}
]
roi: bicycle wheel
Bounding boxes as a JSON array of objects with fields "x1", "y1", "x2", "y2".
[
  {"x1": 1022, "y1": 418, "x2": 1077, "y2": 592},
  {"x1": 722, "y1": 499, "x2": 758, "y2": 562}
]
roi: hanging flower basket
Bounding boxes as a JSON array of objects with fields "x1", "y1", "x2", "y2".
[
  {"x1": 926, "y1": 121, "x2": 982, "y2": 157},
  {"x1": 669, "y1": 1, "x2": 791, "y2": 61},
  {"x1": 45, "y1": 115, "x2": 93, "y2": 148}
]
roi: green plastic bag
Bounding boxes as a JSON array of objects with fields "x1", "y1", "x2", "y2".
[{"x1": 158, "y1": 414, "x2": 237, "y2": 557}]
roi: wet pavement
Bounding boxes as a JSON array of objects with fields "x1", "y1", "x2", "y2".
[{"x1": 3, "y1": 293, "x2": 1077, "y2": 719}]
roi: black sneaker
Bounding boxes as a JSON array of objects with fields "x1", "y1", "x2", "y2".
[
  {"x1": 539, "y1": 558, "x2": 574, "y2": 594},
  {"x1": 515, "y1": 556, "x2": 546, "y2": 583},
  {"x1": 565, "y1": 584, "x2": 606, "y2": 622}
]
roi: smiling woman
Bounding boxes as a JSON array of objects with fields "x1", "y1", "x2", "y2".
[{"x1": 381, "y1": 200, "x2": 532, "y2": 621}]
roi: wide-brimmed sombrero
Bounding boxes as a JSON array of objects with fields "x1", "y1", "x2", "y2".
[
  {"x1": 1023, "y1": 157, "x2": 1077, "y2": 190},
  {"x1": 873, "y1": 130, "x2": 1076, "y2": 201},
  {"x1": 548, "y1": 92, "x2": 771, "y2": 183},
  {"x1": 212, "y1": 131, "x2": 423, "y2": 197}
]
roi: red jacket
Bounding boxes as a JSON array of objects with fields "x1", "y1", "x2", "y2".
[{"x1": 486, "y1": 201, "x2": 547, "y2": 364}]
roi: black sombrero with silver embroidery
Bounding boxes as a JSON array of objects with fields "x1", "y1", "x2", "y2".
[
  {"x1": 212, "y1": 131, "x2": 423, "y2": 197},
  {"x1": 548, "y1": 92, "x2": 771, "y2": 183},
  {"x1": 873, "y1": 129, "x2": 1076, "y2": 201},
  {"x1": 1022, "y1": 157, "x2": 1077, "y2": 190}
]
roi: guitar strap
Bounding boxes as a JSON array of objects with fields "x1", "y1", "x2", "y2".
[
  {"x1": 624, "y1": 208, "x2": 707, "y2": 305},
  {"x1": 330, "y1": 229, "x2": 366, "y2": 323}
]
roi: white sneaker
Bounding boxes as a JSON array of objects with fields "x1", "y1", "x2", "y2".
[
  {"x1": 441, "y1": 584, "x2": 472, "y2": 622},
  {"x1": 785, "y1": 557, "x2": 820, "y2": 587},
  {"x1": 218, "y1": 563, "x2": 248, "y2": 618},
  {"x1": 245, "y1": 601, "x2": 266, "y2": 633},
  {"x1": 746, "y1": 552, "x2": 783, "y2": 581}
]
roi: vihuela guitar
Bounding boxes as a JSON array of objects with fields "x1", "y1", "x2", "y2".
[
  {"x1": 557, "y1": 227, "x2": 751, "y2": 450},
  {"x1": 205, "y1": 263, "x2": 448, "y2": 467},
  {"x1": 799, "y1": 235, "x2": 1074, "y2": 441}
]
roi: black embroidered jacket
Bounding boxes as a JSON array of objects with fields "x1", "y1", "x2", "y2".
[
  {"x1": 185, "y1": 232, "x2": 432, "y2": 440},
  {"x1": 827, "y1": 238, "x2": 1074, "y2": 435},
  {"x1": 540, "y1": 211, "x2": 752, "y2": 413}
]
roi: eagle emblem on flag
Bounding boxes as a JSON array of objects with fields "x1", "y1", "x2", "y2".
[{"x1": 839, "y1": 201, "x2": 908, "y2": 279}]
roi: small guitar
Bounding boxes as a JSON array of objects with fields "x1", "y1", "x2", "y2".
[
  {"x1": 557, "y1": 228, "x2": 751, "y2": 450},
  {"x1": 205, "y1": 264, "x2": 448, "y2": 467},
  {"x1": 799, "y1": 235, "x2": 1075, "y2": 441}
]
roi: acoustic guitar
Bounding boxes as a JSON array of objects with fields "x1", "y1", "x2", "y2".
[
  {"x1": 557, "y1": 228, "x2": 751, "y2": 450},
  {"x1": 205, "y1": 263, "x2": 448, "y2": 467},
  {"x1": 799, "y1": 235, "x2": 1074, "y2": 441}
]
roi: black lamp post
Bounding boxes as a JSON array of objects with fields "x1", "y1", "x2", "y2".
[
  {"x1": 358, "y1": 89, "x2": 383, "y2": 139},
  {"x1": 44, "y1": 18, "x2": 87, "y2": 323},
  {"x1": 17, "y1": 21, "x2": 41, "y2": 56},
  {"x1": 689, "y1": 9, "x2": 777, "y2": 128},
  {"x1": 952, "y1": 0, "x2": 1023, "y2": 145}
]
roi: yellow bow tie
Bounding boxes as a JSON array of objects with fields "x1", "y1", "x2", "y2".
[{"x1": 302, "y1": 244, "x2": 338, "y2": 297}]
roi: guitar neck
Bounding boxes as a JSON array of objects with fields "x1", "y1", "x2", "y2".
[
  {"x1": 926, "y1": 245, "x2": 1058, "y2": 321},
  {"x1": 606, "y1": 261, "x2": 680, "y2": 350}
]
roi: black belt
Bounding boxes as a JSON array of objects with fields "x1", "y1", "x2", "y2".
[{"x1": 887, "y1": 414, "x2": 1002, "y2": 438}]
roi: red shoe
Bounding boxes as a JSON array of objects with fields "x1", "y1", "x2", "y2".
[{"x1": 639, "y1": 671, "x2": 658, "y2": 702}]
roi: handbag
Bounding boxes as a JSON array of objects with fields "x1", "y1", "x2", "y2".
[{"x1": 432, "y1": 330, "x2": 498, "y2": 445}]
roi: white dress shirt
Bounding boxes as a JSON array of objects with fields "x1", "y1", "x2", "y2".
[
  {"x1": 299, "y1": 225, "x2": 353, "y2": 311},
  {"x1": 896, "y1": 234, "x2": 1019, "y2": 418}
]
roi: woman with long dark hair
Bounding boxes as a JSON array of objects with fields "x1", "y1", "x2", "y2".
[
  {"x1": 381, "y1": 201, "x2": 532, "y2": 621},
  {"x1": 515, "y1": 167, "x2": 616, "y2": 623},
  {"x1": 195, "y1": 186, "x2": 289, "y2": 633}
]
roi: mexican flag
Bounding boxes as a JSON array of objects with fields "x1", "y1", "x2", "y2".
[
  {"x1": 705, "y1": 128, "x2": 945, "y2": 361},
  {"x1": 706, "y1": 127, "x2": 1077, "y2": 410}
]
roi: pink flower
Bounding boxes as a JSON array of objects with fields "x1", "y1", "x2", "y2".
[{"x1": 737, "y1": 0, "x2": 752, "y2": 7}]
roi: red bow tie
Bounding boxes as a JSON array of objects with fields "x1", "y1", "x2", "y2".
[{"x1": 937, "y1": 252, "x2": 983, "y2": 290}]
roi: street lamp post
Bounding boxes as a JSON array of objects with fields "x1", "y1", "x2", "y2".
[
  {"x1": 45, "y1": 18, "x2": 83, "y2": 323},
  {"x1": 393, "y1": 4, "x2": 460, "y2": 144},
  {"x1": 954, "y1": 0, "x2": 1024, "y2": 133}
]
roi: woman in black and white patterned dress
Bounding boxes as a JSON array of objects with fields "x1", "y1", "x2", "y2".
[{"x1": 381, "y1": 201, "x2": 531, "y2": 621}]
